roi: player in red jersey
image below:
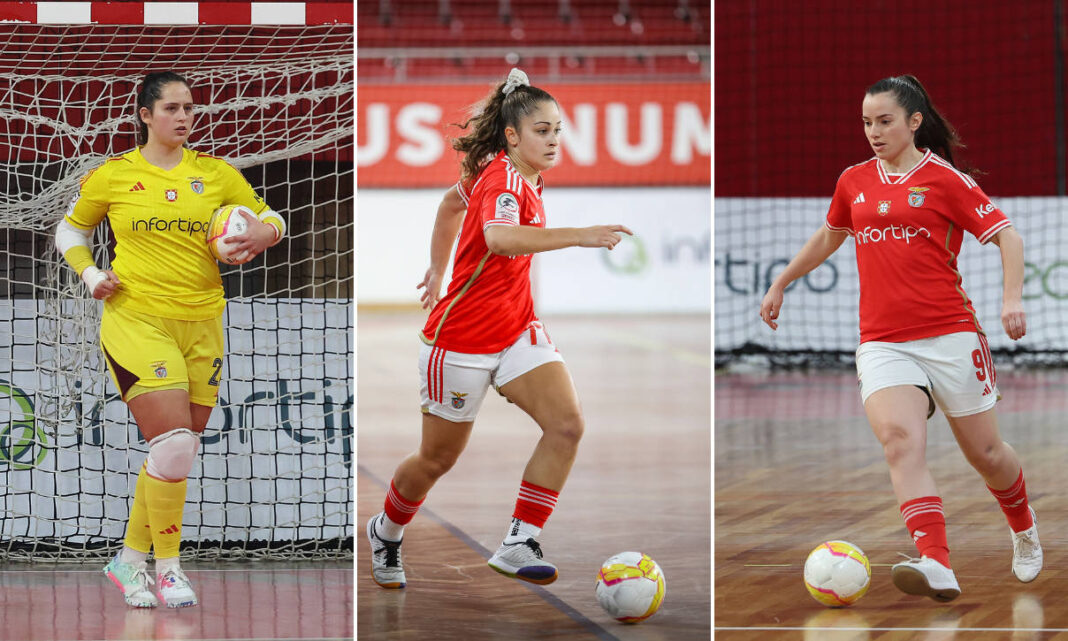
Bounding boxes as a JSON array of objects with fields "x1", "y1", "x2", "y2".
[
  {"x1": 760, "y1": 75, "x2": 1040, "y2": 602},
  {"x1": 366, "y1": 69, "x2": 632, "y2": 589}
]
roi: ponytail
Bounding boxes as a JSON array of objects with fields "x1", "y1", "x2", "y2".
[
  {"x1": 451, "y1": 68, "x2": 557, "y2": 181},
  {"x1": 136, "y1": 71, "x2": 190, "y2": 146},
  {"x1": 866, "y1": 74, "x2": 976, "y2": 175}
]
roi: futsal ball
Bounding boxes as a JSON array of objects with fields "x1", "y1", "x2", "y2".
[
  {"x1": 595, "y1": 551, "x2": 666, "y2": 624},
  {"x1": 803, "y1": 540, "x2": 871, "y2": 607},
  {"x1": 206, "y1": 204, "x2": 253, "y2": 264}
]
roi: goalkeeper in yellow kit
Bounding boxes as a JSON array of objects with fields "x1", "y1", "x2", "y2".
[{"x1": 54, "y1": 71, "x2": 287, "y2": 608}]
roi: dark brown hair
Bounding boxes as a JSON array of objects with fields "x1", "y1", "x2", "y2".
[
  {"x1": 451, "y1": 73, "x2": 557, "y2": 181},
  {"x1": 867, "y1": 74, "x2": 975, "y2": 175},
  {"x1": 136, "y1": 71, "x2": 190, "y2": 146}
]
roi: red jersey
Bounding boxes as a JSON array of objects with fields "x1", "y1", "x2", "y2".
[
  {"x1": 825, "y1": 149, "x2": 1012, "y2": 343},
  {"x1": 421, "y1": 151, "x2": 547, "y2": 353}
]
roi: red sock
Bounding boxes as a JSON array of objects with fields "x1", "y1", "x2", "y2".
[
  {"x1": 383, "y1": 479, "x2": 424, "y2": 526},
  {"x1": 512, "y1": 480, "x2": 559, "y2": 528},
  {"x1": 900, "y1": 496, "x2": 950, "y2": 568},
  {"x1": 987, "y1": 469, "x2": 1033, "y2": 533}
]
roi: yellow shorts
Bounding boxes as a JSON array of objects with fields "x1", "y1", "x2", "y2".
[{"x1": 100, "y1": 304, "x2": 224, "y2": 407}]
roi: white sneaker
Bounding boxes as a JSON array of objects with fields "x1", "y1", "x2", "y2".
[
  {"x1": 104, "y1": 553, "x2": 158, "y2": 608},
  {"x1": 367, "y1": 513, "x2": 406, "y2": 589},
  {"x1": 156, "y1": 567, "x2": 198, "y2": 608},
  {"x1": 891, "y1": 556, "x2": 960, "y2": 602},
  {"x1": 1011, "y1": 506, "x2": 1042, "y2": 583},
  {"x1": 487, "y1": 538, "x2": 558, "y2": 585}
]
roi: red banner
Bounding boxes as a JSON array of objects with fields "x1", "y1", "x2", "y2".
[{"x1": 357, "y1": 82, "x2": 710, "y2": 187}]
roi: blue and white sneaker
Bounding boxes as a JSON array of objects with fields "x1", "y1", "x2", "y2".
[{"x1": 487, "y1": 538, "x2": 558, "y2": 585}]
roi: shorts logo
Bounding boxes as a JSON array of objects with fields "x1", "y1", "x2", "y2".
[
  {"x1": 450, "y1": 391, "x2": 468, "y2": 409},
  {"x1": 495, "y1": 192, "x2": 520, "y2": 224},
  {"x1": 152, "y1": 361, "x2": 167, "y2": 378},
  {"x1": 189, "y1": 178, "x2": 205, "y2": 195},
  {"x1": 165, "y1": 189, "x2": 178, "y2": 202},
  {"x1": 877, "y1": 200, "x2": 891, "y2": 216},
  {"x1": 907, "y1": 187, "x2": 929, "y2": 208}
]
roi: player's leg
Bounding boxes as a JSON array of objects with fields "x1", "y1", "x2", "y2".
[
  {"x1": 366, "y1": 343, "x2": 489, "y2": 589},
  {"x1": 856, "y1": 340, "x2": 959, "y2": 602},
  {"x1": 928, "y1": 331, "x2": 1041, "y2": 581},
  {"x1": 488, "y1": 323, "x2": 578, "y2": 585},
  {"x1": 100, "y1": 306, "x2": 193, "y2": 608}
]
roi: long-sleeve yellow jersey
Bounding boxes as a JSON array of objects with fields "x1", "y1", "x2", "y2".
[{"x1": 62, "y1": 147, "x2": 285, "y2": 320}]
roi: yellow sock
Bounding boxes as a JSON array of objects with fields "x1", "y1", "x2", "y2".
[
  {"x1": 144, "y1": 474, "x2": 188, "y2": 560},
  {"x1": 123, "y1": 463, "x2": 153, "y2": 554}
]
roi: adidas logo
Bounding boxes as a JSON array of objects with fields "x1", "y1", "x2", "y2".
[
  {"x1": 129, "y1": 182, "x2": 146, "y2": 192},
  {"x1": 912, "y1": 529, "x2": 927, "y2": 541},
  {"x1": 158, "y1": 524, "x2": 180, "y2": 535},
  {"x1": 853, "y1": 192, "x2": 865, "y2": 204},
  {"x1": 982, "y1": 384, "x2": 992, "y2": 396}
]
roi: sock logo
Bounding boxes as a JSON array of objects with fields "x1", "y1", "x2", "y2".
[
  {"x1": 158, "y1": 524, "x2": 180, "y2": 535},
  {"x1": 1006, "y1": 498, "x2": 1024, "y2": 508},
  {"x1": 510, "y1": 519, "x2": 520, "y2": 537},
  {"x1": 912, "y1": 529, "x2": 927, "y2": 542}
]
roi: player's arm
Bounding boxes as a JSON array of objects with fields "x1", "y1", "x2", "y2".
[
  {"x1": 483, "y1": 224, "x2": 633, "y2": 256},
  {"x1": 760, "y1": 225, "x2": 848, "y2": 330},
  {"x1": 54, "y1": 168, "x2": 121, "y2": 299},
  {"x1": 417, "y1": 185, "x2": 467, "y2": 310},
  {"x1": 221, "y1": 162, "x2": 286, "y2": 260},
  {"x1": 989, "y1": 226, "x2": 1026, "y2": 340}
]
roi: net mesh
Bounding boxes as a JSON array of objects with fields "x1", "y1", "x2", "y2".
[{"x1": 0, "y1": 25, "x2": 354, "y2": 560}]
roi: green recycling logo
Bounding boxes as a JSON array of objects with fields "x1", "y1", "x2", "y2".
[
  {"x1": 601, "y1": 234, "x2": 649, "y2": 275},
  {"x1": 0, "y1": 380, "x2": 49, "y2": 470}
]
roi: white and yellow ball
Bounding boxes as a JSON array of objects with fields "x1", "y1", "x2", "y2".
[
  {"x1": 803, "y1": 540, "x2": 871, "y2": 607},
  {"x1": 595, "y1": 551, "x2": 666, "y2": 624},
  {"x1": 206, "y1": 204, "x2": 253, "y2": 264}
]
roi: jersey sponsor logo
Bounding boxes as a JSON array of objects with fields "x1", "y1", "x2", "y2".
[
  {"x1": 165, "y1": 189, "x2": 178, "y2": 202},
  {"x1": 495, "y1": 192, "x2": 520, "y2": 224},
  {"x1": 188, "y1": 177, "x2": 205, "y2": 194},
  {"x1": 152, "y1": 361, "x2": 167, "y2": 378},
  {"x1": 877, "y1": 200, "x2": 891, "y2": 216},
  {"x1": 450, "y1": 391, "x2": 468, "y2": 409},
  {"x1": 975, "y1": 202, "x2": 996, "y2": 218},
  {"x1": 907, "y1": 187, "x2": 929, "y2": 208},
  {"x1": 855, "y1": 224, "x2": 931, "y2": 245},
  {"x1": 852, "y1": 192, "x2": 865, "y2": 205},
  {"x1": 131, "y1": 217, "x2": 211, "y2": 237},
  {"x1": 129, "y1": 182, "x2": 146, "y2": 192}
]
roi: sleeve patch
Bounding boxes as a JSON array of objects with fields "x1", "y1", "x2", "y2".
[{"x1": 495, "y1": 192, "x2": 520, "y2": 224}]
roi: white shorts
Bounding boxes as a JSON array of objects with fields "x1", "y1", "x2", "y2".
[
  {"x1": 855, "y1": 331, "x2": 998, "y2": 418},
  {"x1": 419, "y1": 321, "x2": 564, "y2": 422}
]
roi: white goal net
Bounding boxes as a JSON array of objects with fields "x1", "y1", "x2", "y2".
[{"x1": 0, "y1": 24, "x2": 354, "y2": 560}]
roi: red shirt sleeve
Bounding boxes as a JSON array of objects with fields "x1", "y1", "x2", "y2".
[
  {"x1": 825, "y1": 170, "x2": 855, "y2": 234},
  {"x1": 941, "y1": 177, "x2": 1011, "y2": 244}
]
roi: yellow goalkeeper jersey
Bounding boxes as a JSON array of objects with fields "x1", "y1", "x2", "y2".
[{"x1": 65, "y1": 147, "x2": 282, "y2": 320}]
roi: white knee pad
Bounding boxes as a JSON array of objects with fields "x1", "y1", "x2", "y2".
[{"x1": 146, "y1": 428, "x2": 201, "y2": 481}]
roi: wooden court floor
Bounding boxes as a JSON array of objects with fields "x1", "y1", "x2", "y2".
[
  {"x1": 0, "y1": 559, "x2": 353, "y2": 641},
  {"x1": 357, "y1": 311, "x2": 711, "y2": 640},
  {"x1": 716, "y1": 369, "x2": 1068, "y2": 640}
]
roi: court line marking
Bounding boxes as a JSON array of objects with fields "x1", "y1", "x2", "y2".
[
  {"x1": 716, "y1": 627, "x2": 1068, "y2": 633},
  {"x1": 358, "y1": 465, "x2": 621, "y2": 641}
]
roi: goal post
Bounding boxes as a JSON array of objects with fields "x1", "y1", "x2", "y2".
[{"x1": 0, "y1": 10, "x2": 354, "y2": 560}]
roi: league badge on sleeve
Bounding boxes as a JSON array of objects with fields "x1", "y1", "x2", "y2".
[
  {"x1": 495, "y1": 192, "x2": 520, "y2": 224},
  {"x1": 907, "y1": 187, "x2": 929, "y2": 208}
]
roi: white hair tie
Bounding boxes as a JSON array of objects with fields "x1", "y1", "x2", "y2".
[{"x1": 502, "y1": 68, "x2": 529, "y2": 96}]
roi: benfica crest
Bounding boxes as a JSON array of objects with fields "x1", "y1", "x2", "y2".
[
  {"x1": 450, "y1": 391, "x2": 468, "y2": 409},
  {"x1": 908, "y1": 187, "x2": 929, "y2": 208},
  {"x1": 877, "y1": 200, "x2": 891, "y2": 216},
  {"x1": 189, "y1": 177, "x2": 205, "y2": 194},
  {"x1": 152, "y1": 361, "x2": 168, "y2": 378}
]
